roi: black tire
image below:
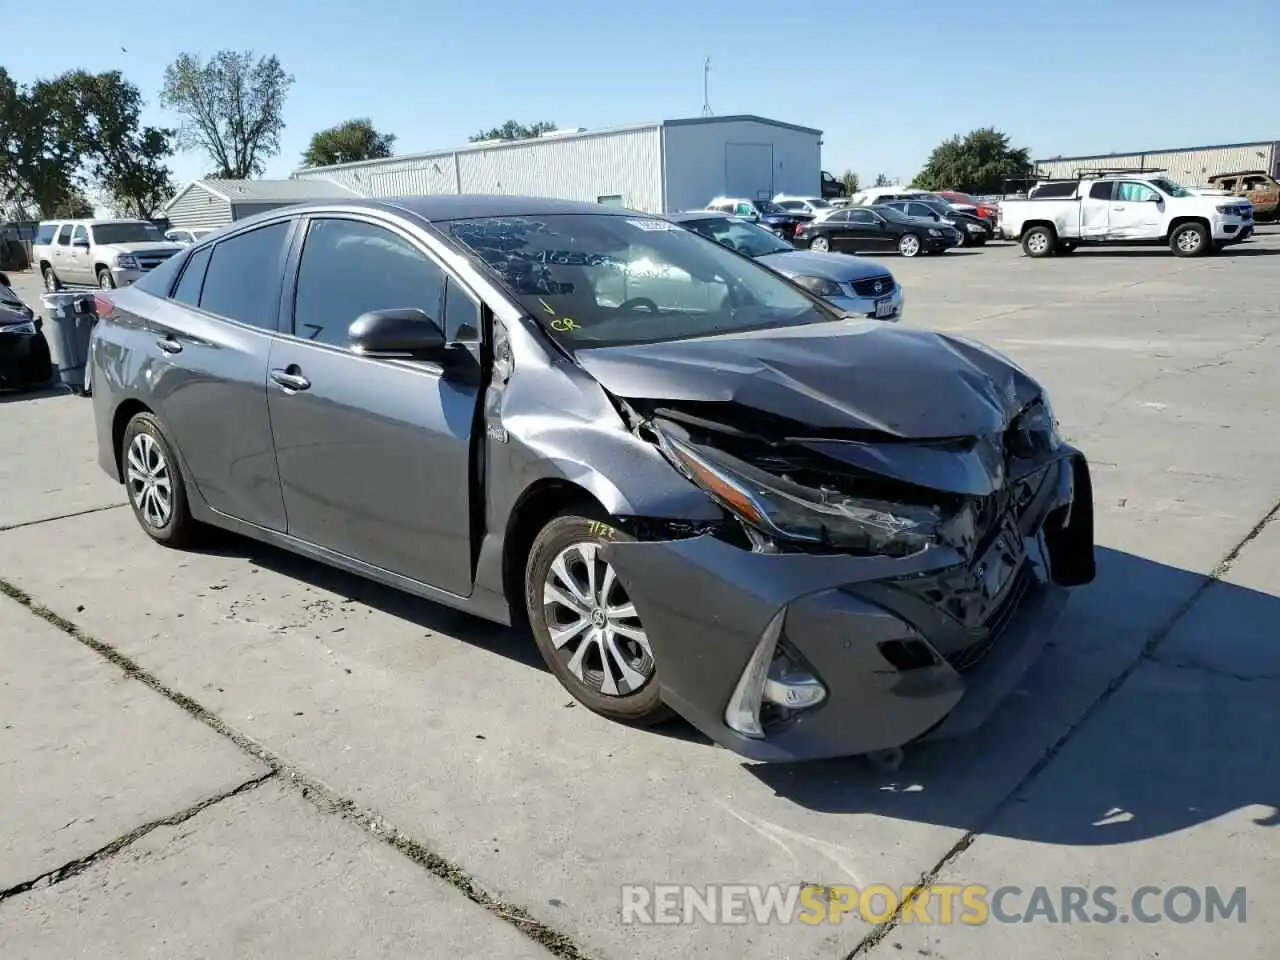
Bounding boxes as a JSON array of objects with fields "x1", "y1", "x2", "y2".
[
  {"x1": 525, "y1": 511, "x2": 672, "y2": 726},
  {"x1": 897, "y1": 233, "x2": 923, "y2": 257},
  {"x1": 1170, "y1": 221, "x2": 1210, "y2": 257},
  {"x1": 974, "y1": 235, "x2": 988, "y2": 246},
  {"x1": 1022, "y1": 226, "x2": 1056, "y2": 258},
  {"x1": 42, "y1": 265, "x2": 62, "y2": 292},
  {"x1": 97, "y1": 267, "x2": 116, "y2": 289},
  {"x1": 120, "y1": 412, "x2": 199, "y2": 548},
  {"x1": 953, "y1": 228, "x2": 969, "y2": 247}
]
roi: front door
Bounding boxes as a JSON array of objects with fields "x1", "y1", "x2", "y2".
[
  {"x1": 266, "y1": 214, "x2": 481, "y2": 597},
  {"x1": 1106, "y1": 181, "x2": 1165, "y2": 239},
  {"x1": 847, "y1": 209, "x2": 893, "y2": 251},
  {"x1": 66, "y1": 225, "x2": 93, "y2": 283}
]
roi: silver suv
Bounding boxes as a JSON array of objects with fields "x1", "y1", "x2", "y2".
[{"x1": 32, "y1": 219, "x2": 184, "y2": 291}]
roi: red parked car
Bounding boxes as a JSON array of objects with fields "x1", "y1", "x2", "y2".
[{"x1": 938, "y1": 191, "x2": 999, "y2": 224}]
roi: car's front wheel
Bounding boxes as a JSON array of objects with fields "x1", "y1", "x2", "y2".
[
  {"x1": 525, "y1": 512, "x2": 671, "y2": 725},
  {"x1": 43, "y1": 265, "x2": 61, "y2": 292},
  {"x1": 121, "y1": 412, "x2": 198, "y2": 547},
  {"x1": 898, "y1": 233, "x2": 922, "y2": 257}
]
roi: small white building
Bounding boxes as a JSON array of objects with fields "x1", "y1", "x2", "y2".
[
  {"x1": 163, "y1": 178, "x2": 358, "y2": 230},
  {"x1": 290, "y1": 115, "x2": 825, "y2": 214},
  {"x1": 1035, "y1": 140, "x2": 1280, "y2": 185}
]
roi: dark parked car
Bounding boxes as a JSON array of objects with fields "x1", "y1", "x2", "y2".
[
  {"x1": 89, "y1": 196, "x2": 1095, "y2": 762},
  {"x1": 882, "y1": 198, "x2": 993, "y2": 247},
  {"x1": 705, "y1": 198, "x2": 812, "y2": 240},
  {"x1": 0, "y1": 272, "x2": 53, "y2": 391},
  {"x1": 667, "y1": 212, "x2": 903, "y2": 321},
  {"x1": 794, "y1": 205, "x2": 961, "y2": 257}
]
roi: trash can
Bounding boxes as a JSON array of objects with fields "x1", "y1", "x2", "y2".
[{"x1": 39, "y1": 293, "x2": 97, "y2": 393}]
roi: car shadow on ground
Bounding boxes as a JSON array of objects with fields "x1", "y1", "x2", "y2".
[
  {"x1": 1065, "y1": 246, "x2": 1280, "y2": 258},
  {"x1": 0, "y1": 383, "x2": 71, "y2": 405},
  {"x1": 746, "y1": 545, "x2": 1280, "y2": 846}
]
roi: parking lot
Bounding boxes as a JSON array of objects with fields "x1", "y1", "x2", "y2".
[{"x1": 2, "y1": 232, "x2": 1277, "y2": 958}]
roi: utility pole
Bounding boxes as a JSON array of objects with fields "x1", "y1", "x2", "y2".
[{"x1": 702, "y1": 58, "x2": 713, "y2": 117}]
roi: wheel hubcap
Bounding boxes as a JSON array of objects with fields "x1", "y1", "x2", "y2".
[
  {"x1": 542, "y1": 542, "x2": 654, "y2": 697},
  {"x1": 1028, "y1": 233, "x2": 1049, "y2": 254},
  {"x1": 901, "y1": 236, "x2": 919, "y2": 256},
  {"x1": 100, "y1": 272, "x2": 113, "y2": 289},
  {"x1": 1177, "y1": 230, "x2": 1201, "y2": 252},
  {"x1": 126, "y1": 433, "x2": 173, "y2": 529},
  {"x1": 45, "y1": 271, "x2": 56, "y2": 291},
  {"x1": 813, "y1": 238, "x2": 828, "y2": 251}
]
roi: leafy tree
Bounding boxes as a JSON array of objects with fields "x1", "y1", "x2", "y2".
[
  {"x1": 873, "y1": 172, "x2": 892, "y2": 187},
  {"x1": 302, "y1": 118, "x2": 396, "y2": 168},
  {"x1": 469, "y1": 120, "x2": 557, "y2": 142},
  {"x1": 912, "y1": 127, "x2": 1032, "y2": 195},
  {"x1": 0, "y1": 68, "x2": 83, "y2": 217},
  {"x1": 160, "y1": 51, "x2": 294, "y2": 179},
  {"x1": 64, "y1": 70, "x2": 175, "y2": 217},
  {"x1": 839, "y1": 169, "x2": 860, "y2": 195}
]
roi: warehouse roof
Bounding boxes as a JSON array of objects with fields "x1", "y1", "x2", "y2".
[
  {"x1": 164, "y1": 177, "x2": 357, "y2": 211},
  {"x1": 1035, "y1": 139, "x2": 1277, "y2": 164},
  {"x1": 290, "y1": 114, "x2": 824, "y2": 176}
]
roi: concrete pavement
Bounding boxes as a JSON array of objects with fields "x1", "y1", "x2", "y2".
[{"x1": 0, "y1": 234, "x2": 1276, "y2": 958}]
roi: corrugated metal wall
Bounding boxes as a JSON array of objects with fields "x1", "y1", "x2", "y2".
[
  {"x1": 661, "y1": 120, "x2": 822, "y2": 212},
  {"x1": 166, "y1": 186, "x2": 233, "y2": 229},
  {"x1": 1036, "y1": 143, "x2": 1278, "y2": 184},
  {"x1": 295, "y1": 127, "x2": 664, "y2": 211}
]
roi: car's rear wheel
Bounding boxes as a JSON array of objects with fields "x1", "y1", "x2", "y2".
[
  {"x1": 1022, "y1": 226, "x2": 1056, "y2": 258},
  {"x1": 121, "y1": 412, "x2": 198, "y2": 547},
  {"x1": 42, "y1": 265, "x2": 61, "y2": 292},
  {"x1": 525, "y1": 512, "x2": 671, "y2": 725},
  {"x1": 810, "y1": 236, "x2": 831, "y2": 252},
  {"x1": 898, "y1": 233, "x2": 922, "y2": 257}
]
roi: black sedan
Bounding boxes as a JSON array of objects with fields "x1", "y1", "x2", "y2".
[
  {"x1": 882, "y1": 198, "x2": 993, "y2": 247},
  {"x1": 793, "y1": 205, "x2": 961, "y2": 257},
  {"x1": 0, "y1": 272, "x2": 54, "y2": 392}
]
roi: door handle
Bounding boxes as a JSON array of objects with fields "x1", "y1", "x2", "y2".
[
  {"x1": 270, "y1": 368, "x2": 311, "y2": 392},
  {"x1": 156, "y1": 335, "x2": 183, "y2": 354}
]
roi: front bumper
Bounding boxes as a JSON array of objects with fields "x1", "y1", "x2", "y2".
[
  {"x1": 109, "y1": 267, "x2": 146, "y2": 286},
  {"x1": 603, "y1": 452, "x2": 1094, "y2": 762},
  {"x1": 826, "y1": 285, "x2": 904, "y2": 322},
  {"x1": 1211, "y1": 215, "x2": 1253, "y2": 244}
]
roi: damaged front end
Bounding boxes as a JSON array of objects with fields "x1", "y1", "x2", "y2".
[{"x1": 598, "y1": 393, "x2": 1095, "y2": 761}]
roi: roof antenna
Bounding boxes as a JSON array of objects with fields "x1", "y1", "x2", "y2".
[{"x1": 702, "y1": 58, "x2": 713, "y2": 117}]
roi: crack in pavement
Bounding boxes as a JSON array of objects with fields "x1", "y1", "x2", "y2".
[
  {"x1": 0, "y1": 502, "x2": 127, "y2": 533},
  {"x1": 847, "y1": 496, "x2": 1280, "y2": 959},
  {"x1": 0, "y1": 772, "x2": 276, "y2": 905},
  {"x1": 0, "y1": 577, "x2": 592, "y2": 960}
]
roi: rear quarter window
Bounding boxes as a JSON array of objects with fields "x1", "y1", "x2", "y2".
[{"x1": 35, "y1": 223, "x2": 59, "y2": 245}]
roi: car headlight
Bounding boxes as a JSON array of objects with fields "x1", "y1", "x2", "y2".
[
  {"x1": 115, "y1": 254, "x2": 139, "y2": 269},
  {"x1": 654, "y1": 424, "x2": 945, "y2": 556},
  {"x1": 790, "y1": 275, "x2": 844, "y2": 298},
  {"x1": 0, "y1": 320, "x2": 37, "y2": 336},
  {"x1": 966, "y1": 222, "x2": 983, "y2": 231}
]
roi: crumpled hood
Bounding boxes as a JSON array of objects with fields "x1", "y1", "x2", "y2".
[
  {"x1": 574, "y1": 319, "x2": 1042, "y2": 439},
  {"x1": 757, "y1": 250, "x2": 891, "y2": 282}
]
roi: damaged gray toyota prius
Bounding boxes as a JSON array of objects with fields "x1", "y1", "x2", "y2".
[{"x1": 89, "y1": 195, "x2": 1095, "y2": 762}]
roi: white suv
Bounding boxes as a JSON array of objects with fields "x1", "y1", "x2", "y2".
[{"x1": 32, "y1": 219, "x2": 184, "y2": 291}]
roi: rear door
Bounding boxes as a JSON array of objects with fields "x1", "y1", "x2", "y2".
[
  {"x1": 1081, "y1": 181, "x2": 1113, "y2": 238},
  {"x1": 147, "y1": 220, "x2": 294, "y2": 531},
  {"x1": 266, "y1": 214, "x2": 482, "y2": 596}
]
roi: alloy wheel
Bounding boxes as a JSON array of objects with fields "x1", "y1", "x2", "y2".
[
  {"x1": 1176, "y1": 228, "x2": 1202, "y2": 254},
  {"x1": 126, "y1": 432, "x2": 173, "y2": 529},
  {"x1": 44, "y1": 269, "x2": 57, "y2": 292},
  {"x1": 99, "y1": 271, "x2": 116, "y2": 290},
  {"x1": 1026, "y1": 231, "x2": 1050, "y2": 256},
  {"x1": 541, "y1": 542, "x2": 654, "y2": 697},
  {"x1": 811, "y1": 237, "x2": 830, "y2": 252},
  {"x1": 900, "y1": 235, "x2": 921, "y2": 257}
]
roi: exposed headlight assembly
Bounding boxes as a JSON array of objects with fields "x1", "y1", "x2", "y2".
[
  {"x1": 115, "y1": 254, "x2": 140, "y2": 270},
  {"x1": 653, "y1": 423, "x2": 946, "y2": 557}
]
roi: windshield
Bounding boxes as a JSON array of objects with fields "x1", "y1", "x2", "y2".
[
  {"x1": 681, "y1": 216, "x2": 795, "y2": 258},
  {"x1": 1149, "y1": 178, "x2": 1193, "y2": 199},
  {"x1": 90, "y1": 222, "x2": 164, "y2": 244},
  {"x1": 807, "y1": 198, "x2": 833, "y2": 208},
  {"x1": 448, "y1": 213, "x2": 832, "y2": 349}
]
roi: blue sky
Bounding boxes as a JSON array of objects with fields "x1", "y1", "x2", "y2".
[{"x1": 7, "y1": 0, "x2": 1279, "y2": 192}]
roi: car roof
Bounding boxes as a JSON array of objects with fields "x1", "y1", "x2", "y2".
[
  {"x1": 237, "y1": 194, "x2": 646, "y2": 224},
  {"x1": 39, "y1": 218, "x2": 153, "y2": 226}
]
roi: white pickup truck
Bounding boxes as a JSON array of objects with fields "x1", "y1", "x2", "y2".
[{"x1": 998, "y1": 173, "x2": 1255, "y2": 258}]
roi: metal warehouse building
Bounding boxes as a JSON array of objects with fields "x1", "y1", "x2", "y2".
[
  {"x1": 1035, "y1": 140, "x2": 1280, "y2": 184},
  {"x1": 164, "y1": 178, "x2": 358, "y2": 230},
  {"x1": 291, "y1": 115, "x2": 824, "y2": 214}
]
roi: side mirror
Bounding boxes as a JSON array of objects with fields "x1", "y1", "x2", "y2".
[
  {"x1": 348, "y1": 308, "x2": 447, "y2": 361},
  {"x1": 931, "y1": 213, "x2": 940, "y2": 220},
  {"x1": 1147, "y1": 193, "x2": 1162, "y2": 202}
]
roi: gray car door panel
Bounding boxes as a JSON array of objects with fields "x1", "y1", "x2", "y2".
[{"x1": 267, "y1": 214, "x2": 481, "y2": 596}]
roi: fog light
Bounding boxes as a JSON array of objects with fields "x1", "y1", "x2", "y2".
[{"x1": 725, "y1": 611, "x2": 827, "y2": 739}]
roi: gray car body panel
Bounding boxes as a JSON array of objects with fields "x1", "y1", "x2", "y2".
[{"x1": 89, "y1": 194, "x2": 1094, "y2": 762}]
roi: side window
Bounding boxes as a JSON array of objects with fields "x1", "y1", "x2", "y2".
[
  {"x1": 172, "y1": 246, "x2": 212, "y2": 306},
  {"x1": 849, "y1": 210, "x2": 874, "y2": 223},
  {"x1": 198, "y1": 221, "x2": 291, "y2": 329},
  {"x1": 443, "y1": 277, "x2": 480, "y2": 342},
  {"x1": 70, "y1": 225, "x2": 87, "y2": 245},
  {"x1": 910, "y1": 203, "x2": 933, "y2": 218},
  {"x1": 56, "y1": 226, "x2": 72, "y2": 246},
  {"x1": 35, "y1": 223, "x2": 57, "y2": 245},
  {"x1": 1089, "y1": 181, "x2": 1114, "y2": 201},
  {"x1": 1115, "y1": 181, "x2": 1155, "y2": 202},
  {"x1": 292, "y1": 218, "x2": 444, "y2": 349}
]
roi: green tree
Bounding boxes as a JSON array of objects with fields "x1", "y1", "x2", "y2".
[
  {"x1": 301, "y1": 118, "x2": 396, "y2": 168},
  {"x1": 873, "y1": 172, "x2": 892, "y2": 187},
  {"x1": 469, "y1": 119, "x2": 557, "y2": 142},
  {"x1": 839, "y1": 169, "x2": 860, "y2": 195},
  {"x1": 912, "y1": 127, "x2": 1032, "y2": 194},
  {"x1": 160, "y1": 51, "x2": 294, "y2": 179},
  {"x1": 0, "y1": 68, "x2": 83, "y2": 217}
]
